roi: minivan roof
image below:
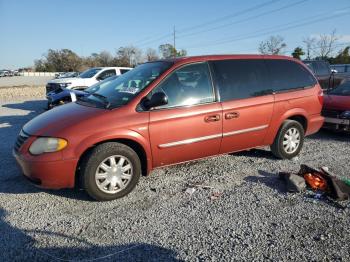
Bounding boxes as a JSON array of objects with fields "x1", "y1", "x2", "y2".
[{"x1": 154, "y1": 54, "x2": 301, "y2": 64}]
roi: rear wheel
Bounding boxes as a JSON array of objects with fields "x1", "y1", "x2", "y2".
[
  {"x1": 80, "y1": 142, "x2": 141, "y2": 201},
  {"x1": 271, "y1": 120, "x2": 304, "y2": 159}
]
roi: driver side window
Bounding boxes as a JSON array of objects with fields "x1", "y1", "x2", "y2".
[{"x1": 152, "y1": 62, "x2": 215, "y2": 109}]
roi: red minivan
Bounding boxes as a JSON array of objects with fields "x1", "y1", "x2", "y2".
[{"x1": 13, "y1": 55, "x2": 324, "y2": 201}]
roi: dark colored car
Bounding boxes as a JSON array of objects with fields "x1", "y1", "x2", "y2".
[
  {"x1": 322, "y1": 80, "x2": 350, "y2": 132},
  {"x1": 14, "y1": 55, "x2": 324, "y2": 201},
  {"x1": 46, "y1": 75, "x2": 118, "y2": 109},
  {"x1": 303, "y1": 60, "x2": 344, "y2": 90}
]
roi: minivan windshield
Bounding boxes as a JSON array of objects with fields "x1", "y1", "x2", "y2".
[
  {"x1": 77, "y1": 61, "x2": 173, "y2": 109},
  {"x1": 79, "y1": 68, "x2": 102, "y2": 78}
]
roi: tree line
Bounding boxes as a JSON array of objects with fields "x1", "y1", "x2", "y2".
[
  {"x1": 34, "y1": 29, "x2": 350, "y2": 72},
  {"x1": 258, "y1": 29, "x2": 350, "y2": 64},
  {"x1": 34, "y1": 44, "x2": 187, "y2": 72}
]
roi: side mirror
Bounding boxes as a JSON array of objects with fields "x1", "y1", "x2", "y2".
[{"x1": 143, "y1": 92, "x2": 168, "y2": 110}]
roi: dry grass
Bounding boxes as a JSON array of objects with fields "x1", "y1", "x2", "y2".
[{"x1": 0, "y1": 85, "x2": 45, "y2": 101}]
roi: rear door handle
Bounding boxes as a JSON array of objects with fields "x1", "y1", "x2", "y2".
[
  {"x1": 204, "y1": 114, "x2": 221, "y2": 122},
  {"x1": 225, "y1": 112, "x2": 240, "y2": 120}
]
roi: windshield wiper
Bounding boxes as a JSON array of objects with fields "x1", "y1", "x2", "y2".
[{"x1": 91, "y1": 93, "x2": 111, "y2": 108}]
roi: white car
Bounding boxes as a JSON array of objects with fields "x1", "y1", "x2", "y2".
[{"x1": 46, "y1": 67, "x2": 132, "y2": 94}]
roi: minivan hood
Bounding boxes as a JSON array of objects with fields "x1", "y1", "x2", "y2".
[
  {"x1": 23, "y1": 102, "x2": 104, "y2": 136},
  {"x1": 324, "y1": 94, "x2": 350, "y2": 111}
]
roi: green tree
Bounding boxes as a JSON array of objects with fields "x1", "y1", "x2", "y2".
[
  {"x1": 35, "y1": 49, "x2": 82, "y2": 72},
  {"x1": 159, "y1": 44, "x2": 187, "y2": 59},
  {"x1": 328, "y1": 46, "x2": 350, "y2": 64},
  {"x1": 292, "y1": 47, "x2": 305, "y2": 60}
]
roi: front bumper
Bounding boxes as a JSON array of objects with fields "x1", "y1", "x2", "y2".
[{"x1": 13, "y1": 149, "x2": 77, "y2": 189}]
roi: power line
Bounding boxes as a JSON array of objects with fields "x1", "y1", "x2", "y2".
[
  {"x1": 133, "y1": 0, "x2": 282, "y2": 46},
  {"x1": 176, "y1": 0, "x2": 309, "y2": 39},
  {"x1": 173, "y1": 26, "x2": 176, "y2": 57},
  {"x1": 178, "y1": 0, "x2": 282, "y2": 33},
  {"x1": 185, "y1": 7, "x2": 350, "y2": 50}
]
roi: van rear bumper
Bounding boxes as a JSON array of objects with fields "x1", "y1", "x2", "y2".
[{"x1": 306, "y1": 114, "x2": 324, "y2": 136}]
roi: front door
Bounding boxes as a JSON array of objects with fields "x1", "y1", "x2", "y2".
[{"x1": 148, "y1": 62, "x2": 222, "y2": 167}]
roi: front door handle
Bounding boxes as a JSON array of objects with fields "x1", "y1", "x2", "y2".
[
  {"x1": 204, "y1": 114, "x2": 221, "y2": 123},
  {"x1": 225, "y1": 112, "x2": 240, "y2": 120}
]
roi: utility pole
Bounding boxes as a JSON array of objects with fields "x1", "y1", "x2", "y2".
[{"x1": 173, "y1": 25, "x2": 176, "y2": 58}]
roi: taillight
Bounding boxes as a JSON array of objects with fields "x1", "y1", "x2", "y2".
[{"x1": 318, "y1": 89, "x2": 324, "y2": 105}]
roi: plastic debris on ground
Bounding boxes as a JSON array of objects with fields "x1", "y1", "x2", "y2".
[{"x1": 279, "y1": 164, "x2": 350, "y2": 207}]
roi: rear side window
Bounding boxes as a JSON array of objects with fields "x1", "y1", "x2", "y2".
[
  {"x1": 266, "y1": 60, "x2": 317, "y2": 92},
  {"x1": 211, "y1": 59, "x2": 271, "y2": 102}
]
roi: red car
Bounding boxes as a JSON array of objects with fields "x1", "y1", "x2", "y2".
[
  {"x1": 322, "y1": 80, "x2": 350, "y2": 132},
  {"x1": 13, "y1": 55, "x2": 324, "y2": 201}
]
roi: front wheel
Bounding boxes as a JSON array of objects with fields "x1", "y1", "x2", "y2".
[
  {"x1": 271, "y1": 120, "x2": 305, "y2": 159},
  {"x1": 80, "y1": 142, "x2": 141, "y2": 201}
]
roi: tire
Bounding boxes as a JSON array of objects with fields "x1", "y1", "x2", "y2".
[
  {"x1": 80, "y1": 142, "x2": 141, "y2": 201},
  {"x1": 270, "y1": 120, "x2": 305, "y2": 159}
]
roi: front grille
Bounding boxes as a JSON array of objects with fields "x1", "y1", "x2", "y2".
[
  {"x1": 46, "y1": 83, "x2": 61, "y2": 94},
  {"x1": 14, "y1": 130, "x2": 30, "y2": 152},
  {"x1": 322, "y1": 109, "x2": 342, "y2": 118}
]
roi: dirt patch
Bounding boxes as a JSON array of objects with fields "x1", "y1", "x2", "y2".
[{"x1": 0, "y1": 86, "x2": 45, "y2": 101}]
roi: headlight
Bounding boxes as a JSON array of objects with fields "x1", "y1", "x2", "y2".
[
  {"x1": 59, "y1": 83, "x2": 71, "y2": 88},
  {"x1": 29, "y1": 137, "x2": 68, "y2": 155},
  {"x1": 340, "y1": 111, "x2": 350, "y2": 119}
]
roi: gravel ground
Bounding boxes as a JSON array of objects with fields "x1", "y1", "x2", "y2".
[{"x1": 0, "y1": 91, "x2": 350, "y2": 261}]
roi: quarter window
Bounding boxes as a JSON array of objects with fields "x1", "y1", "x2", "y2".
[
  {"x1": 211, "y1": 59, "x2": 271, "y2": 102},
  {"x1": 265, "y1": 59, "x2": 317, "y2": 92},
  {"x1": 152, "y1": 62, "x2": 215, "y2": 108}
]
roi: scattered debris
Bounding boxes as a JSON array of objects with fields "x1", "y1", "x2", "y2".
[
  {"x1": 299, "y1": 165, "x2": 350, "y2": 201},
  {"x1": 185, "y1": 187, "x2": 196, "y2": 196},
  {"x1": 187, "y1": 183, "x2": 214, "y2": 190},
  {"x1": 210, "y1": 192, "x2": 223, "y2": 201},
  {"x1": 279, "y1": 172, "x2": 306, "y2": 192},
  {"x1": 303, "y1": 173, "x2": 327, "y2": 191},
  {"x1": 280, "y1": 164, "x2": 350, "y2": 202}
]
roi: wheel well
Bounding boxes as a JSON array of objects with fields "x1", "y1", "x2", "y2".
[
  {"x1": 287, "y1": 115, "x2": 307, "y2": 131},
  {"x1": 75, "y1": 139, "x2": 148, "y2": 188}
]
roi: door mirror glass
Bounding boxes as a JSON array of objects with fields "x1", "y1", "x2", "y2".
[{"x1": 143, "y1": 92, "x2": 168, "y2": 110}]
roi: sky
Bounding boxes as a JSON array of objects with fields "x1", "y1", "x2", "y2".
[{"x1": 0, "y1": 0, "x2": 350, "y2": 69}]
